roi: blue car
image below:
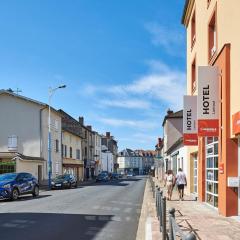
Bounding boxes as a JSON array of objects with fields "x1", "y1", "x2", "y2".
[{"x1": 0, "y1": 172, "x2": 39, "y2": 201}]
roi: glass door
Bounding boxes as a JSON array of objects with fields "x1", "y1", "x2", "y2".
[
  {"x1": 206, "y1": 137, "x2": 219, "y2": 208},
  {"x1": 193, "y1": 153, "x2": 198, "y2": 194}
]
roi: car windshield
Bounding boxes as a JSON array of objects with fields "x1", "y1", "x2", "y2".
[
  {"x1": 0, "y1": 173, "x2": 17, "y2": 182},
  {"x1": 55, "y1": 175, "x2": 70, "y2": 180}
]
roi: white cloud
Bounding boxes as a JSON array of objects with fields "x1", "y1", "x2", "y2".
[
  {"x1": 145, "y1": 22, "x2": 185, "y2": 56},
  {"x1": 98, "y1": 60, "x2": 185, "y2": 110},
  {"x1": 100, "y1": 98, "x2": 151, "y2": 109},
  {"x1": 98, "y1": 117, "x2": 158, "y2": 130}
]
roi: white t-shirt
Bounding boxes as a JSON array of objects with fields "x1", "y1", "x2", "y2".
[
  {"x1": 166, "y1": 174, "x2": 173, "y2": 183},
  {"x1": 176, "y1": 171, "x2": 186, "y2": 185}
]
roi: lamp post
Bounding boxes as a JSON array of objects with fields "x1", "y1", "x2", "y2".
[{"x1": 48, "y1": 84, "x2": 66, "y2": 189}]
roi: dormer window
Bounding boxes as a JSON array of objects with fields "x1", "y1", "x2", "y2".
[
  {"x1": 191, "y1": 10, "x2": 196, "y2": 48},
  {"x1": 209, "y1": 10, "x2": 217, "y2": 60}
]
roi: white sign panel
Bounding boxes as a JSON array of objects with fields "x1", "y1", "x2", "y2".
[
  {"x1": 183, "y1": 96, "x2": 198, "y2": 145},
  {"x1": 227, "y1": 177, "x2": 240, "y2": 187},
  {"x1": 197, "y1": 66, "x2": 219, "y2": 136}
]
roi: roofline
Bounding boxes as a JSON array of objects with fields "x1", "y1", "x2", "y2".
[
  {"x1": 0, "y1": 90, "x2": 61, "y2": 116},
  {"x1": 162, "y1": 110, "x2": 183, "y2": 127},
  {"x1": 181, "y1": 0, "x2": 195, "y2": 27}
]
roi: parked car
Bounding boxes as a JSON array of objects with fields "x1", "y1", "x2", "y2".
[
  {"x1": 0, "y1": 172, "x2": 39, "y2": 201},
  {"x1": 127, "y1": 172, "x2": 134, "y2": 178},
  {"x1": 51, "y1": 174, "x2": 77, "y2": 189},
  {"x1": 96, "y1": 172, "x2": 109, "y2": 182},
  {"x1": 111, "y1": 173, "x2": 119, "y2": 180}
]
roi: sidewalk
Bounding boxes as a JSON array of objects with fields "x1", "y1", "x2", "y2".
[
  {"x1": 154, "y1": 177, "x2": 240, "y2": 240},
  {"x1": 136, "y1": 178, "x2": 161, "y2": 240}
]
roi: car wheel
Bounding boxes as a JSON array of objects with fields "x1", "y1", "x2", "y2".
[
  {"x1": 68, "y1": 183, "x2": 72, "y2": 189},
  {"x1": 11, "y1": 188, "x2": 19, "y2": 201},
  {"x1": 32, "y1": 186, "x2": 39, "y2": 197}
]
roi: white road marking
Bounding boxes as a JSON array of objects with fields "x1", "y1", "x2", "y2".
[
  {"x1": 124, "y1": 207, "x2": 132, "y2": 213},
  {"x1": 145, "y1": 217, "x2": 152, "y2": 240}
]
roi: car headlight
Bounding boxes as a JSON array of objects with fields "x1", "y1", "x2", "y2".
[
  {"x1": 63, "y1": 181, "x2": 68, "y2": 184},
  {"x1": 3, "y1": 184, "x2": 11, "y2": 189},
  {"x1": 51, "y1": 182, "x2": 55, "y2": 185}
]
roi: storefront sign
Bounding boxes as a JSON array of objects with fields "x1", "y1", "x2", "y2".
[
  {"x1": 183, "y1": 96, "x2": 198, "y2": 145},
  {"x1": 232, "y1": 111, "x2": 240, "y2": 135},
  {"x1": 197, "y1": 66, "x2": 219, "y2": 136}
]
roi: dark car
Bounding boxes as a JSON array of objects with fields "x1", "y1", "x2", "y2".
[
  {"x1": 0, "y1": 172, "x2": 39, "y2": 201},
  {"x1": 96, "y1": 172, "x2": 109, "y2": 182},
  {"x1": 51, "y1": 174, "x2": 77, "y2": 189},
  {"x1": 111, "y1": 173, "x2": 119, "y2": 180}
]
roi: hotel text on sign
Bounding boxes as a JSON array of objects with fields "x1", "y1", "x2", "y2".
[
  {"x1": 183, "y1": 96, "x2": 198, "y2": 145},
  {"x1": 197, "y1": 66, "x2": 219, "y2": 136}
]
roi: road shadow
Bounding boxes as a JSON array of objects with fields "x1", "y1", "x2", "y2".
[
  {"x1": 1, "y1": 195, "x2": 52, "y2": 202},
  {"x1": 0, "y1": 212, "x2": 113, "y2": 240}
]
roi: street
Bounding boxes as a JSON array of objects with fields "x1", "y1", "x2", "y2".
[{"x1": 0, "y1": 176, "x2": 146, "y2": 240}]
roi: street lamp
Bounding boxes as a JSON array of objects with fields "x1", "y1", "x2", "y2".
[{"x1": 48, "y1": 84, "x2": 66, "y2": 189}]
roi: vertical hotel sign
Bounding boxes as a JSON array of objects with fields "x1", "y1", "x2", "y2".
[
  {"x1": 197, "y1": 66, "x2": 219, "y2": 136},
  {"x1": 183, "y1": 96, "x2": 198, "y2": 145}
]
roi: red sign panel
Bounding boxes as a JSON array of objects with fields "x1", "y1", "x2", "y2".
[
  {"x1": 198, "y1": 119, "x2": 219, "y2": 137},
  {"x1": 219, "y1": 163, "x2": 224, "y2": 174},
  {"x1": 232, "y1": 111, "x2": 240, "y2": 135},
  {"x1": 183, "y1": 133, "x2": 198, "y2": 146}
]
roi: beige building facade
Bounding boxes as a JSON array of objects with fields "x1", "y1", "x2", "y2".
[
  {"x1": 182, "y1": 0, "x2": 240, "y2": 216},
  {"x1": 0, "y1": 90, "x2": 62, "y2": 182}
]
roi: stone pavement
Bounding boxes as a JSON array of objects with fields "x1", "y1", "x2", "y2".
[
  {"x1": 154, "y1": 177, "x2": 240, "y2": 240},
  {"x1": 137, "y1": 177, "x2": 240, "y2": 240}
]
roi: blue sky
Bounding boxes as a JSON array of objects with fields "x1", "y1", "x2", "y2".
[{"x1": 0, "y1": 0, "x2": 186, "y2": 151}]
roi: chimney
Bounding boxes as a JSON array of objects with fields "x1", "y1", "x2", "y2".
[
  {"x1": 87, "y1": 125, "x2": 92, "y2": 131},
  {"x1": 79, "y1": 117, "x2": 84, "y2": 125},
  {"x1": 106, "y1": 132, "x2": 111, "y2": 138},
  {"x1": 167, "y1": 109, "x2": 173, "y2": 115},
  {"x1": 158, "y1": 138, "x2": 162, "y2": 145}
]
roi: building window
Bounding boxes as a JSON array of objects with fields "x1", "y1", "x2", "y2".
[
  {"x1": 207, "y1": 0, "x2": 211, "y2": 8},
  {"x1": 85, "y1": 147, "x2": 87, "y2": 157},
  {"x1": 70, "y1": 147, "x2": 72, "y2": 158},
  {"x1": 191, "y1": 10, "x2": 196, "y2": 48},
  {"x1": 64, "y1": 145, "x2": 67, "y2": 158},
  {"x1": 76, "y1": 149, "x2": 80, "y2": 160},
  {"x1": 61, "y1": 144, "x2": 64, "y2": 157},
  {"x1": 208, "y1": 10, "x2": 217, "y2": 60},
  {"x1": 206, "y1": 137, "x2": 218, "y2": 208},
  {"x1": 191, "y1": 57, "x2": 196, "y2": 93},
  {"x1": 55, "y1": 139, "x2": 59, "y2": 152}
]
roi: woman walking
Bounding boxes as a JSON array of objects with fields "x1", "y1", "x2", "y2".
[{"x1": 164, "y1": 170, "x2": 174, "y2": 200}]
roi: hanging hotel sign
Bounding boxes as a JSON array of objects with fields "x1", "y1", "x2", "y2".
[
  {"x1": 232, "y1": 111, "x2": 240, "y2": 135},
  {"x1": 183, "y1": 95, "x2": 198, "y2": 145},
  {"x1": 197, "y1": 66, "x2": 219, "y2": 136}
]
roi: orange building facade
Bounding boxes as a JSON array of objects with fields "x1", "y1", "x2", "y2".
[{"x1": 182, "y1": 0, "x2": 240, "y2": 216}]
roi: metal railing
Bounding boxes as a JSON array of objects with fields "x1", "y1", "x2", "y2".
[{"x1": 152, "y1": 179, "x2": 197, "y2": 240}]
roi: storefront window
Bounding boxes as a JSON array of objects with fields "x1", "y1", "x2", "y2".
[{"x1": 206, "y1": 137, "x2": 218, "y2": 208}]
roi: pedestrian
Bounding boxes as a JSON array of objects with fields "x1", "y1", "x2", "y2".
[
  {"x1": 164, "y1": 170, "x2": 174, "y2": 201},
  {"x1": 174, "y1": 168, "x2": 187, "y2": 201}
]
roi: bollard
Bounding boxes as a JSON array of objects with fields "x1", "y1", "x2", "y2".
[
  {"x1": 168, "y1": 208, "x2": 175, "y2": 240},
  {"x1": 153, "y1": 181, "x2": 155, "y2": 198},
  {"x1": 159, "y1": 191, "x2": 163, "y2": 230},
  {"x1": 185, "y1": 233, "x2": 197, "y2": 240},
  {"x1": 162, "y1": 196, "x2": 167, "y2": 240}
]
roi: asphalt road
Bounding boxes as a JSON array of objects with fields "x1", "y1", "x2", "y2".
[{"x1": 0, "y1": 176, "x2": 146, "y2": 240}]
